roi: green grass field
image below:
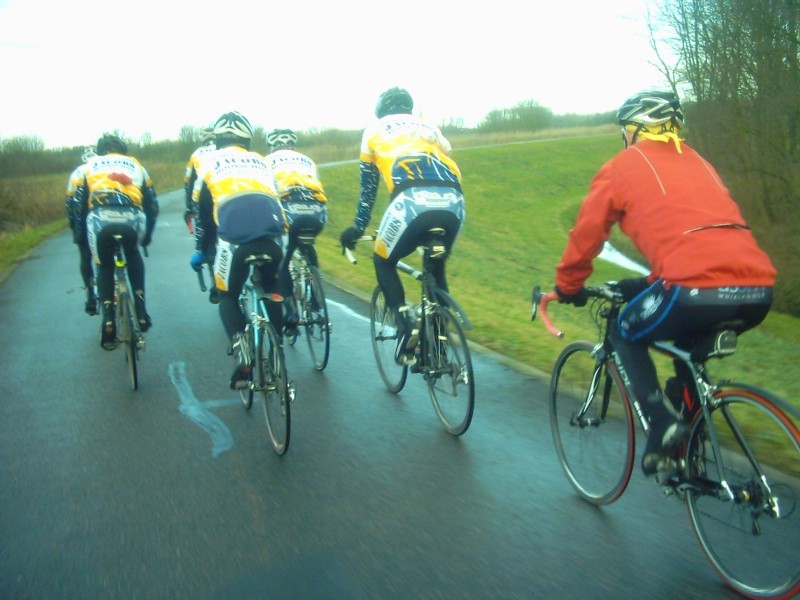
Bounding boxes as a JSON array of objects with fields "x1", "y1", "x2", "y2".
[
  {"x1": 3, "y1": 133, "x2": 798, "y2": 408},
  {"x1": 312, "y1": 134, "x2": 800, "y2": 407}
]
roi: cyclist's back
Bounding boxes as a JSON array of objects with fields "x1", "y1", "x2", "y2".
[
  {"x1": 340, "y1": 87, "x2": 466, "y2": 364},
  {"x1": 192, "y1": 112, "x2": 287, "y2": 389},
  {"x1": 265, "y1": 129, "x2": 328, "y2": 329},
  {"x1": 552, "y1": 90, "x2": 775, "y2": 475},
  {"x1": 65, "y1": 146, "x2": 98, "y2": 315},
  {"x1": 74, "y1": 134, "x2": 158, "y2": 349},
  {"x1": 183, "y1": 127, "x2": 216, "y2": 221}
]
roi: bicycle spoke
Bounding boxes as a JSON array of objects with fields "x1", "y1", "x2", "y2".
[
  {"x1": 303, "y1": 267, "x2": 330, "y2": 371},
  {"x1": 257, "y1": 322, "x2": 290, "y2": 455},
  {"x1": 424, "y1": 308, "x2": 474, "y2": 435},
  {"x1": 686, "y1": 390, "x2": 800, "y2": 598},
  {"x1": 370, "y1": 287, "x2": 407, "y2": 393},
  {"x1": 550, "y1": 341, "x2": 635, "y2": 505}
]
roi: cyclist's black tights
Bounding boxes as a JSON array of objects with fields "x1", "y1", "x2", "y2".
[
  {"x1": 278, "y1": 216, "x2": 323, "y2": 298},
  {"x1": 374, "y1": 211, "x2": 460, "y2": 311},
  {"x1": 78, "y1": 240, "x2": 94, "y2": 290},
  {"x1": 95, "y1": 224, "x2": 143, "y2": 306},
  {"x1": 612, "y1": 282, "x2": 772, "y2": 422},
  {"x1": 219, "y1": 237, "x2": 283, "y2": 340}
]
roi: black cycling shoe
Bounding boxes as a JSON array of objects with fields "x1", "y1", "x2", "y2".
[
  {"x1": 229, "y1": 332, "x2": 252, "y2": 390},
  {"x1": 642, "y1": 419, "x2": 690, "y2": 475},
  {"x1": 134, "y1": 292, "x2": 151, "y2": 332},
  {"x1": 85, "y1": 295, "x2": 98, "y2": 316},
  {"x1": 394, "y1": 312, "x2": 419, "y2": 366},
  {"x1": 100, "y1": 303, "x2": 117, "y2": 350},
  {"x1": 230, "y1": 364, "x2": 252, "y2": 390}
]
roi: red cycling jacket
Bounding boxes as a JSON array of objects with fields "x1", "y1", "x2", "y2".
[{"x1": 556, "y1": 139, "x2": 776, "y2": 295}]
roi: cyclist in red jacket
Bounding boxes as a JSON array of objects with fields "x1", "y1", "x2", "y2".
[{"x1": 552, "y1": 90, "x2": 776, "y2": 476}]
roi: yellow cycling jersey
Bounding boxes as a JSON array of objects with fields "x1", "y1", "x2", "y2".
[
  {"x1": 184, "y1": 143, "x2": 217, "y2": 184},
  {"x1": 193, "y1": 145, "x2": 282, "y2": 224},
  {"x1": 66, "y1": 163, "x2": 89, "y2": 198},
  {"x1": 360, "y1": 113, "x2": 461, "y2": 194},
  {"x1": 265, "y1": 149, "x2": 327, "y2": 203},
  {"x1": 82, "y1": 153, "x2": 152, "y2": 210}
]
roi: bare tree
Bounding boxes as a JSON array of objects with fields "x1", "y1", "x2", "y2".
[{"x1": 651, "y1": 0, "x2": 800, "y2": 314}]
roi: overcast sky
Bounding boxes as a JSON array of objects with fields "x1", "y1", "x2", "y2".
[{"x1": 0, "y1": 0, "x2": 668, "y2": 149}]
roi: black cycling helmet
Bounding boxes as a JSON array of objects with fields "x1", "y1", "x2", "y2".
[
  {"x1": 213, "y1": 111, "x2": 253, "y2": 149},
  {"x1": 96, "y1": 133, "x2": 127, "y2": 155},
  {"x1": 375, "y1": 87, "x2": 413, "y2": 118},
  {"x1": 267, "y1": 129, "x2": 297, "y2": 149},
  {"x1": 616, "y1": 90, "x2": 685, "y2": 130}
]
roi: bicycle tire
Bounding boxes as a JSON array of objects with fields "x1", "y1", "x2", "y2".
[
  {"x1": 257, "y1": 320, "x2": 291, "y2": 455},
  {"x1": 239, "y1": 325, "x2": 255, "y2": 411},
  {"x1": 238, "y1": 291, "x2": 255, "y2": 409},
  {"x1": 685, "y1": 388, "x2": 800, "y2": 598},
  {"x1": 369, "y1": 286, "x2": 408, "y2": 393},
  {"x1": 423, "y1": 307, "x2": 474, "y2": 436},
  {"x1": 118, "y1": 291, "x2": 138, "y2": 391},
  {"x1": 303, "y1": 266, "x2": 330, "y2": 371},
  {"x1": 549, "y1": 341, "x2": 635, "y2": 505},
  {"x1": 286, "y1": 260, "x2": 302, "y2": 347}
]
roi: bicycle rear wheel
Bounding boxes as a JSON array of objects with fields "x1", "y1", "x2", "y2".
[
  {"x1": 423, "y1": 307, "x2": 474, "y2": 436},
  {"x1": 370, "y1": 286, "x2": 408, "y2": 393},
  {"x1": 239, "y1": 325, "x2": 255, "y2": 410},
  {"x1": 302, "y1": 266, "x2": 330, "y2": 371},
  {"x1": 685, "y1": 389, "x2": 800, "y2": 598},
  {"x1": 257, "y1": 321, "x2": 291, "y2": 455},
  {"x1": 118, "y1": 292, "x2": 139, "y2": 391},
  {"x1": 550, "y1": 341, "x2": 635, "y2": 505}
]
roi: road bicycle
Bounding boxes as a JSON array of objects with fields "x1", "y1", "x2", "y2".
[
  {"x1": 346, "y1": 228, "x2": 475, "y2": 436},
  {"x1": 531, "y1": 283, "x2": 800, "y2": 598},
  {"x1": 106, "y1": 234, "x2": 145, "y2": 390},
  {"x1": 200, "y1": 256, "x2": 292, "y2": 455},
  {"x1": 284, "y1": 227, "x2": 331, "y2": 371}
]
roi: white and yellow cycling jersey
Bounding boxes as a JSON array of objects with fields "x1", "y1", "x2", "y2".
[
  {"x1": 360, "y1": 113, "x2": 461, "y2": 194},
  {"x1": 66, "y1": 163, "x2": 89, "y2": 198},
  {"x1": 184, "y1": 143, "x2": 217, "y2": 209},
  {"x1": 81, "y1": 153, "x2": 153, "y2": 209},
  {"x1": 266, "y1": 148, "x2": 327, "y2": 203},
  {"x1": 194, "y1": 145, "x2": 286, "y2": 245},
  {"x1": 185, "y1": 143, "x2": 217, "y2": 183}
]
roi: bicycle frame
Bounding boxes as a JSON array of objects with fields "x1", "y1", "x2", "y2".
[{"x1": 534, "y1": 284, "x2": 790, "y2": 499}]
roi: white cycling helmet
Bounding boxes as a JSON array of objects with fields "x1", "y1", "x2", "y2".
[
  {"x1": 616, "y1": 90, "x2": 684, "y2": 129},
  {"x1": 199, "y1": 127, "x2": 215, "y2": 143},
  {"x1": 213, "y1": 111, "x2": 253, "y2": 140},
  {"x1": 81, "y1": 146, "x2": 97, "y2": 162},
  {"x1": 267, "y1": 129, "x2": 297, "y2": 149}
]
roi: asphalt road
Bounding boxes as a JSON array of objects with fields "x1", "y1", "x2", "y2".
[{"x1": 0, "y1": 190, "x2": 743, "y2": 599}]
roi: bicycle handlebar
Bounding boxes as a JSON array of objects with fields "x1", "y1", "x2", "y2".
[
  {"x1": 531, "y1": 284, "x2": 622, "y2": 339},
  {"x1": 343, "y1": 234, "x2": 376, "y2": 264},
  {"x1": 531, "y1": 286, "x2": 564, "y2": 338}
]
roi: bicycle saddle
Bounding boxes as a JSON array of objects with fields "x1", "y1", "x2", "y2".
[{"x1": 689, "y1": 321, "x2": 745, "y2": 362}]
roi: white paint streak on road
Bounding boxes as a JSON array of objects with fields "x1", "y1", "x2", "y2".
[{"x1": 168, "y1": 361, "x2": 238, "y2": 458}]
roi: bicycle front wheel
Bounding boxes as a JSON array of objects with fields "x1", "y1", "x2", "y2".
[
  {"x1": 118, "y1": 292, "x2": 139, "y2": 391},
  {"x1": 370, "y1": 286, "x2": 408, "y2": 393},
  {"x1": 423, "y1": 307, "x2": 474, "y2": 436},
  {"x1": 550, "y1": 341, "x2": 635, "y2": 505},
  {"x1": 302, "y1": 266, "x2": 330, "y2": 371},
  {"x1": 256, "y1": 322, "x2": 291, "y2": 455},
  {"x1": 685, "y1": 389, "x2": 800, "y2": 598}
]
